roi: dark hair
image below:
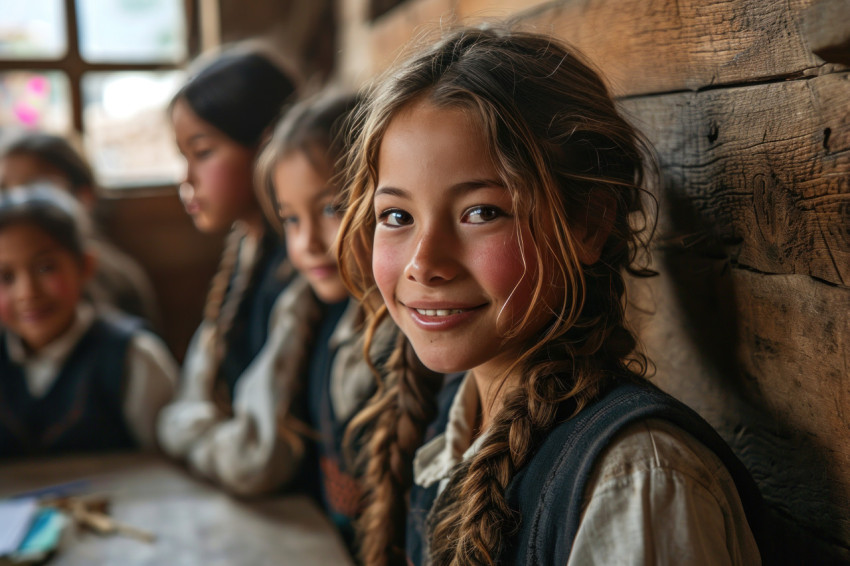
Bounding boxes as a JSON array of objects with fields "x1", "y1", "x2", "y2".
[
  {"x1": 1, "y1": 132, "x2": 95, "y2": 196},
  {"x1": 0, "y1": 182, "x2": 91, "y2": 261},
  {"x1": 337, "y1": 26, "x2": 657, "y2": 565},
  {"x1": 174, "y1": 51, "x2": 297, "y2": 147},
  {"x1": 255, "y1": 90, "x2": 360, "y2": 229}
]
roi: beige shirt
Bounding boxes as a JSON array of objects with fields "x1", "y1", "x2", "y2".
[
  {"x1": 5, "y1": 303, "x2": 177, "y2": 449},
  {"x1": 413, "y1": 374, "x2": 761, "y2": 566},
  {"x1": 157, "y1": 274, "x2": 323, "y2": 495}
]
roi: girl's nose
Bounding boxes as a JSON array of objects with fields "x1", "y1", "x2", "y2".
[
  {"x1": 404, "y1": 227, "x2": 458, "y2": 285},
  {"x1": 15, "y1": 272, "x2": 39, "y2": 300},
  {"x1": 178, "y1": 182, "x2": 194, "y2": 205}
]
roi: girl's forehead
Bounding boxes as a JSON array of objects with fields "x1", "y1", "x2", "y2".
[{"x1": 0, "y1": 220, "x2": 78, "y2": 257}]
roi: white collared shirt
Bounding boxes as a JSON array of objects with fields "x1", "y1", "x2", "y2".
[
  {"x1": 413, "y1": 373, "x2": 761, "y2": 565},
  {"x1": 5, "y1": 303, "x2": 177, "y2": 449}
]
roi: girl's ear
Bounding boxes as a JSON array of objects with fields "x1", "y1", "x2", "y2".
[{"x1": 573, "y1": 190, "x2": 616, "y2": 265}]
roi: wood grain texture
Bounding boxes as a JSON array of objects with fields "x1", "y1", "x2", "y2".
[
  {"x1": 628, "y1": 260, "x2": 850, "y2": 559},
  {"x1": 620, "y1": 72, "x2": 850, "y2": 286},
  {"x1": 521, "y1": 0, "x2": 833, "y2": 96}
]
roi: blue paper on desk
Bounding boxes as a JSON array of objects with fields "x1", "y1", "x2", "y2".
[{"x1": 0, "y1": 498, "x2": 38, "y2": 555}]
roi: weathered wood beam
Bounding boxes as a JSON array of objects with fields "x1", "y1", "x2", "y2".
[
  {"x1": 620, "y1": 72, "x2": 850, "y2": 286},
  {"x1": 523, "y1": 0, "x2": 834, "y2": 96}
]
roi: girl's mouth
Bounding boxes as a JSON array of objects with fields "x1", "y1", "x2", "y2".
[
  {"x1": 403, "y1": 302, "x2": 486, "y2": 331},
  {"x1": 414, "y1": 308, "x2": 466, "y2": 316}
]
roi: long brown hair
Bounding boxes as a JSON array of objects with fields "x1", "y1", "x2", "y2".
[{"x1": 337, "y1": 26, "x2": 656, "y2": 565}]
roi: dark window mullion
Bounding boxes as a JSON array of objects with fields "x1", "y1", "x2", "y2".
[{"x1": 64, "y1": 0, "x2": 83, "y2": 132}]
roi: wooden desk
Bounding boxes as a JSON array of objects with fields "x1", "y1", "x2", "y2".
[{"x1": 0, "y1": 452, "x2": 354, "y2": 566}]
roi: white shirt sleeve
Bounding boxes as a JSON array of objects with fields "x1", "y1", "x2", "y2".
[
  {"x1": 157, "y1": 277, "x2": 321, "y2": 496},
  {"x1": 122, "y1": 330, "x2": 178, "y2": 450},
  {"x1": 567, "y1": 419, "x2": 761, "y2": 566},
  {"x1": 155, "y1": 322, "x2": 222, "y2": 456}
]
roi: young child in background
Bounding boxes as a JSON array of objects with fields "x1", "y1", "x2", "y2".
[
  {"x1": 156, "y1": 48, "x2": 303, "y2": 495},
  {"x1": 0, "y1": 184, "x2": 176, "y2": 457},
  {"x1": 338, "y1": 27, "x2": 764, "y2": 565},
  {"x1": 254, "y1": 90, "x2": 401, "y2": 552},
  {"x1": 0, "y1": 132, "x2": 160, "y2": 326}
]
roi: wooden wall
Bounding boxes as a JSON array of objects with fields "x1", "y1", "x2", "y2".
[{"x1": 335, "y1": 0, "x2": 850, "y2": 562}]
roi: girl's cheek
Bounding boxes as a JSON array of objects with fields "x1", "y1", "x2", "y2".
[
  {"x1": 371, "y1": 238, "x2": 401, "y2": 304},
  {"x1": 0, "y1": 295, "x2": 12, "y2": 324},
  {"x1": 44, "y1": 273, "x2": 84, "y2": 304}
]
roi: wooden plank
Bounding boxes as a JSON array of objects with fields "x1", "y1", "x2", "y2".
[
  {"x1": 519, "y1": 0, "x2": 833, "y2": 97},
  {"x1": 802, "y1": 0, "x2": 850, "y2": 64},
  {"x1": 619, "y1": 72, "x2": 850, "y2": 286},
  {"x1": 628, "y1": 260, "x2": 850, "y2": 558}
]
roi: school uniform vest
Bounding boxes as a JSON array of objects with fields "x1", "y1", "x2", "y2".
[
  {"x1": 0, "y1": 316, "x2": 139, "y2": 458},
  {"x1": 406, "y1": 372, "x2": 466, "y2": 565},
  {"x1": 406, "y1": 378, "x2": 764, "y2": 566},
  {"x1": 218, "y1": 232, "x2": 291, "y2": 398}
]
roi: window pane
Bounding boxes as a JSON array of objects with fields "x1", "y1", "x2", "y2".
[
  {"x1": 77, "y1": 0, "x2": 187, "y2": 63},
  {"x1": 0, "y1": 71, "x2": 71, "y2": 133},
  {"x1": 0, "y1": 0, "x2": 66, "y2": 59},
  {"x1": 82, "y1": 71, "x2": 185, "y2": 188}
]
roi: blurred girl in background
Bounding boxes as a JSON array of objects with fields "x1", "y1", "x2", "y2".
[
  {"x1": 157, "y1": 48, "x2": 301, "y2": 494},
  {"x1": 0, "y1": 183, "x2": 175, "y2": 457},
  {"x1": 254, "y1": 90, "x2": 406, "y2": 552},
  {"x1": 0, "y1": 132, "x2": 160, "y2": 326}
]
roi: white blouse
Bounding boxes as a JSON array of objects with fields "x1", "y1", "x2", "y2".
[
  {"x1": 157, "y1": 275, "x2": 322, "y2": 495},
  {"x1": 413, "y1": 373, "x2": 761, "y2": 566}
]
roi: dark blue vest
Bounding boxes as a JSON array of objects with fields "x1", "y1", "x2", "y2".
[
  {"x1": 406, "y1": 372, "x2": 465, "y2": 565},
  {"x1": 218, "y1": 232, "x2": 291, "y2": 398},
  {"x1": 407, "y1": 378, "x2": 764, "y2": 566},
  {"x1": 0, "y1": 315, "x2": 140, "y2": 458}
]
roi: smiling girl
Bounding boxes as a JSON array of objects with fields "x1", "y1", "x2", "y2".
[
  {"x1": 0, "y1": 184, "x2": 176, "y2": 457},
  {"x1": 338, "y1": 27, "x2": 763, "y2": 565}
]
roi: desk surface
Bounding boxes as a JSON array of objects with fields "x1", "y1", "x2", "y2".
[{"x1": 0, "y1": 452, "x2": 354, "y2": 566}]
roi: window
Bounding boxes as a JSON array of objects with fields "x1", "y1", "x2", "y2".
[{"x1": 0, "y1": 0, "x2": 200, "y2": 189}]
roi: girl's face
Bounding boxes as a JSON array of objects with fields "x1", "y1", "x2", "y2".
[
  {"x1": 274, "y1": 152, "x2": 347, "y2": 303},
  {"x1": 172, "y1": 98, "x2": 260, "y2": 233},
  {"x1": 0, "y1": 223, "x2": 92, "y2": 352},
  {"x1": 373, "y1": 100, "x2": 552, "y2": 379}
]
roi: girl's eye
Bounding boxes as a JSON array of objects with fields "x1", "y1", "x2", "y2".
[
  {"x1": 322, "y1": 203, "x2": 339, "y2": 218},
  {"x1": 36, "y1": 262, "x2": 56, "y2": 274},
  {"x1": 464, "y1": 206, "x2": 504, "y2": 224},
  {"x1": 281, "y1": 215, "x2": 298, "y2": 227},
  {"x1": 378, "y1": 209, "x2": 412, "y2": 227},
  {"x1": 0, "y1": 270, "x2": 13, "y2": 286},
  {"x1": 192, "y1": 148, "x2": 213, "y2": 160}
]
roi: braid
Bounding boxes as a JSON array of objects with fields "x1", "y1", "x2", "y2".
[
  {"x1": 429, "y1": 368, "x2": 577, "y2": 565},
  {"x1": 351, "y1": 326, "x2": 442, "y2": 566},
  {"x1": 201, "y1": 224, "x2": 254, "y2": 411}
]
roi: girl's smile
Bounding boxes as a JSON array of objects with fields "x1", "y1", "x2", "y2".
[{"x1": 373, "y1": 100, "x2": 551, "y2": 379}]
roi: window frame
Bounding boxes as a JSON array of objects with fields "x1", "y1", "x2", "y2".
[{"x1": 0, "y1": 0, "x2": 202, "y2": 193}]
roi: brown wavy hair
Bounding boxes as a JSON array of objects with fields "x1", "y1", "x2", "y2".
[{"x1": 337, "y1": 26, "x2": 656, "y2": 566}]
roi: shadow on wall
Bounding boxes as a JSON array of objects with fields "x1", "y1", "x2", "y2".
[{"x1": 636, "y1": 184, "x2": 850, "y2": 565}]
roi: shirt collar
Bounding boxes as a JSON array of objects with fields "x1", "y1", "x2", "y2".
[
  {"x1": 413, "y1": 372, "x2": 490, "y2": 488},
  {"x1": 6, "y1": 302, "x2": 96, "y2": 365}
]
